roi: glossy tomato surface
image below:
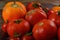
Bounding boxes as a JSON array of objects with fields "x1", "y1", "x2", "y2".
[
  {"x1": 47, "y1": 10, "x2": 57, "y2": 16},
  {"x1": 48, "y1": 10, "x2": 60, "y2": 27},
  {"x1": 7, "y1": 19, "x2": 30, "y2": 37},
  {"x1": 58, "y1": 27, "x2": 60, "y2": 40},
  {"x1": 26, "y1": 2, "x2": 41, "y2": 11},
  {"x1": 2, "y1": 23, "x2": 8, "y2": 33},
  {"x1": 9, "y1": 37, "x2": 20, "y2": 40},
  {"x1": 2, "y1": 2, "x2": 27, "y2": 22},
  {"x1": 32, "y1": 19, "x2": 57, "y2": 40},
  {"x1": 22, "y1": 36, "x2": 34, "y2": 40},
  {"x1": 25, "y1": 8, "x2": 47, "y2": 26}
]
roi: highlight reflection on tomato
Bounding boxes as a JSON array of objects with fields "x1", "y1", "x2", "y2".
[
  {"x1": 7, "y1": 19, "x2": 30, "y2": 37},
  {"x1": 2, "y1": 23, "x2": 8, "y2": 33},
  {"x1": 32, "y1": 19, "x2": 57, "y2": 40},
  {"x1": 25, "y1": 8, "x2": 47, "y2": 26}
]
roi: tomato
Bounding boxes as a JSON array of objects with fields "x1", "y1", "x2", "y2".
[
  {"x1": 52, "y1": 5, "x2": 60, "y2": 12},
  {"x1": 32, "y1": 19, "x2": 57, "y2": 40},
  {"x1": 25, "y1": 8, "x2": 47, "y2": 26},
  {"x1": 55, "y1": 17, "x2": 60, "y2": 27},
  {"x1": 22, "y1": 36, "x2": 34, "y2": 40},
  {"x1": 2, "y1": 23, "x2": 8, "y2": 33},
  {"x1": 7, "y1": 19, "x2": 30, "y2": 37},
  {"x1": 48, "y1": 10, "x2": 60, "y2": 27},
  {"x1": 2, "y1": 2, "x2": 27, "y2": 22},
  {"x1": 9, "y1": 37, "x2": 20, "y2": 40},
  {"x1": 48, "y1": 10, "x2": 58, "y2": 21},
  {"x1": 21, "y1": 32, "x2": 34, "y2": 40},
  {"x1": 47, "y1": 10, "x2": 57, "y2": 16},
  {"x1": 26, "y1": 2, "x2": 41, "y2": 11},
  {"x1": 58, "y1": 27, "x2": 60, "y2": 40}
]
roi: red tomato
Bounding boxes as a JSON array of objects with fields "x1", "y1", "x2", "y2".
[
  {"x1": 48, "y1": 10, "x2": 60, "y2": 27},
  {"x1": 32, "y1": 19, "x2": 57, "y2": 40},
  {"x1": 21, "y1": 32, "x2": 34, "y2": 40},
  {"x1": 55, "y1": 17, "x2": 60, "y2": 27},
  {"x1": 22, "y1": 36, "x2": 34, "y2": 40},
  {"x1": 25, "y1": 8, "x2": 47, "y2": 26},
  {"x1": 47, "y1": 10, "x2": 57, "y2": 17},
  {"x1": 27, "y1": 2, "x2": 41, "y2": 11},
  {"x1": 7, "y1": 19, "x2": 30, "y2": 37},
  {"x1": 9, "y1": 37, "x2": 20, "y2": 40},
  {"x1": 58, "y1": 27, "x2": 60, "y2": 40},
  {"x1": 2, "y1": 23, "x2": 8, "y2": 33}
]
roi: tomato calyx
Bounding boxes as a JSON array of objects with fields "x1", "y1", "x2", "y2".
[
  {"x1": 11, "y1": 4, "x2": 18, "y2": 8},
  {"x1": 6, "y1": 20, "x2": 8, "y2": 23},
  {"x1": 43, "y1": 8, "x2": 49, "y2": 13},
  {"x1": 27, "y1": 10, "x2": 35, "y2": 15},
  {"x1": 33, "y1": 3, "x2": 40, "y2": 8},
  {"x1": 38, "y1": 22, "x2": 44, "y2": 26},
  {"x1": 11, "y1": 2, "x2": 19, "y2": 8},
  {"x1": 14, "y1": 19, "x2": 22, "y2": 24},
  {"x1": 14, "y1": 32, "x2": 21, "y2": 37},
  {"x1": 25, "y1": 32, "x2": 32, "y2": 36}
]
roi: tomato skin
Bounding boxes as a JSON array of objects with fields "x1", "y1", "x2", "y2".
[
  {"x1": 48, "y1": 10, "x2": 60, "y2": 27},
  {"x1": 2, "y1": 2, "x2": 27, "y2": 22},
  {"x1": 26, "y1": 2, "x2": 41, "y2": 11},
  {"x1": 32, "y1": 19, "x2": 57, "y2": 40},
  {"x1": 55, "y1": 17, "x2": 60, "y2": 27},
  {"x1": 25, "y1": 8, "x2": 47, "y2": 26},
  {"x1": 58, "y1": 27, "x2": 60, "y2": 40},
  {"x1": 52, "y1": 6, "x2": 60, "y2": 12},
  {"x1": 47, "y1": 10, "x2": 57, "y2": 16},
  {"x1": 2, "y1": 23, "x2": 8, "y2": 33},
  {"x1": 22, "y1": 36, "x2": 34, "y2": 40},
  {"x1": 48, "y1": 11, "x2": 57, "y2": 22},
  {"x1": 9, "y1": 37, "x2": 20, "y2": 40},
  {"x1": 7, "y1": 19, "x2": 30, "y2": 37}
]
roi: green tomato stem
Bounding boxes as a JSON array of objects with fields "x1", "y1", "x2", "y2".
[{"x1": 25, "y1": 32, "x2": 32, "y2": 36}]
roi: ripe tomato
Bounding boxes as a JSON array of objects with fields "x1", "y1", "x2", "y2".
[
  {"x1": 7, "y1": 19, "x2": 30, "y2": 37},
  {"x1": 21, "y1": 32, "x2": 34, "y2": 40},
  {"x1": 25, "y1": 8, "x2": 47, "y2": 26},
  {"x1": 9, "y1": 37, "x2": 20, "y2": 40},
  {"x1": 32, "y1": 19, "x2": 57, "y2": 40},
  {"x1": 52, "y1": 6, "x2": 60, "y2": 12},
  {"x1": 22, "y1": 36, "x2": 34, "y2": 40},
  {"x1": 48, "y1": 10, "x2": 60, "y2": 27},
  {"x1": 26, "y1": 2, "x2": 41, "y2": 11},
  {"x1": 48, "y1": 10, "x2": 58, "y2": 21},
  {"x1": 58, "y1": 27, "x2": 60, "y2": 40},
  {"x1": 2, "y1": 2, "x2": 27, "y2": 22},
  {"x1": 47, "y1": 10, "x2": 57, "y2": 16},
  {"x1": 55, "y1": 17, "x2": 60, "y2": 27},
  {"x1": 2, "y1": 23, "x2": 8, "y2": 33}
]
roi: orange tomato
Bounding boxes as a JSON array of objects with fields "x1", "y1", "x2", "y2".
[
  {"x1": 2, "y1": 2, "x2": 26, "y2": 22},
  {"x1": 52, "y1": 6, "x2": 60, "y2": 12}
]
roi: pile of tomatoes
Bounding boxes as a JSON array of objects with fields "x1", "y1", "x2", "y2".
[{"x1": 2, "y1": 1, "x2": 60, "y2": 40}]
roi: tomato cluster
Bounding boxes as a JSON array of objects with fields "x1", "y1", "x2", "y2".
[{"x1": 2, "y1": 2, "x2": 60, "y2": 40}]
